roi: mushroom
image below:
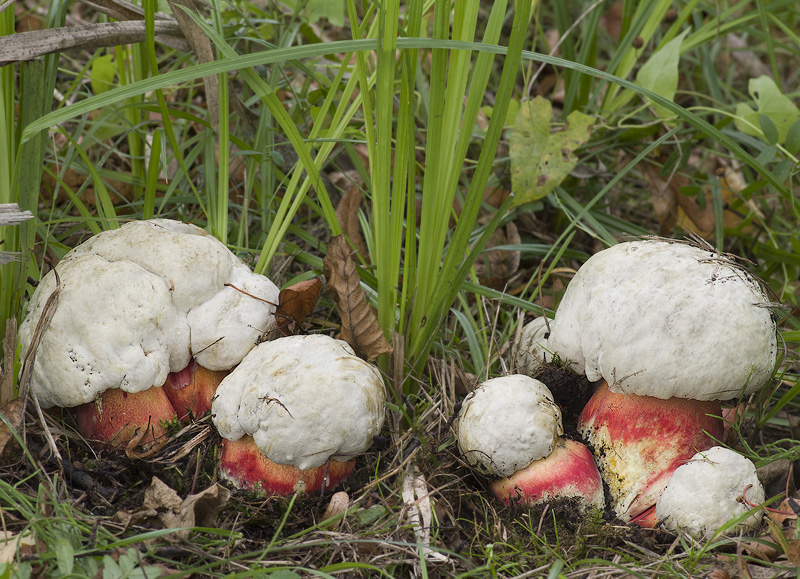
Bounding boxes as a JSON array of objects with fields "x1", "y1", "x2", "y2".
[
  {"x1": 19, "y1": 219, "x2": 279, "y2": 448},
  {"x1": 655, "y1": 446, "x2": 765, "y2": 537},
  {"x1": 456, "y1": 375, "x2": 604, "y2": 511},
  {"x1": 514, "y1": 317, "x2": 555, "y2": 376},
  {"x1": 547, "y1": 240, "x2": 777, "y2": 523},
  {"x1": 211, "y1": 334, "x2": 385, "y2": 495}
]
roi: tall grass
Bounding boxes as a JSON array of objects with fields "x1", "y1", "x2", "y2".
[{"x1": 6, "y1": 1, "x2": 800, "y2": 386}]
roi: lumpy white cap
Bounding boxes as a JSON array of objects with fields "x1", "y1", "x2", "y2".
[
  {"x1": 456, "y1": 375, "x2": 563, "y2": 478},
  {"x1": 548, "y1": 240, "x2": 777, "y2": 400},
  {"x1": 212, "y1": 334, "x2": 386, "y2": 470},
  {"x1": 19, "y1": 219, "x2": 279, "y2": 408},
  {"x1": 655, "y1": 446, "x2": 764, "y2": 537},
  {"x1": 18, "y1": 255, "x2": 191, "y2": 409}
]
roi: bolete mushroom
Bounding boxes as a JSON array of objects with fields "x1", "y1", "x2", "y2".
[
  {"x1": 456, "y1": 375, "x2": 604, "y2": 511},
  {"x1": 211, "y1": 334, "x2": 386, "y2": 495},
  {"x1": 547, "y1": 239, "x2": 777, "y2": 524},
  {"x1": 655, "y1": 446, "x2": 765, "y2": 537},
  {"x1": 514, "y1": 317, "x2": 555, "y2": 376},
  {"x1": 19, "y1": 219, "x2": 279, "y2": 448}
]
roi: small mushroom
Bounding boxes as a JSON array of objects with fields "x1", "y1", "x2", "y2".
[
  {"x1": 655, "y1": 446, "x2": 765, "y2": 537},
  {"x1": 547, "y1": 240, "x2": 777, "y2": 523},
  {"x1": 211, "y1": 334, "x2": 385, "y2": 495},
  {"x1": 456, "y1": 375, "x2": 604, "y2": 511},
  {"x1": 514, "y1": 317, "x2": 555, "y2": 375},
  {"x1": 19, "y1": 220, "x2": 279, "y2": 448}
]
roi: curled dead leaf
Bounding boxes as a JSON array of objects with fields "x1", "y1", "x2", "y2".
[
  {"x1": 113, "y1": 477, "x2": 230, "y2": 542},
  {"x1": 277, "y1": 278, "x2": 322, "y2": 336},
  {"x1": 335, "y1": 184, "x2": 371, "y2": 264},
  {"x1": 323, "y1": 235, "x2": 392, "y2": 361},
  {"x1": 321, "y1": 491, "x2": 350, "y2": 529}
]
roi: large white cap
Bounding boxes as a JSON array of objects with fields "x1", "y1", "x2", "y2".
[
  {"x1": 19, "y1": 255, "x2": 191, "y2": 408},
  {"x1": 456, "y1": 375, "x2": 563, "y2": 478},
  {"x1": 19, "y1": 219, "x2": 279, "y2": 408},
  {"x1": 211, "y1": 334, "x2": 386, "y2": 470},
  {"x1": 65, "y1": 219, "x2": 239, "y2": 311},
  {"x1": 655, "y1": 446, "x2": 764, "y2": 537},
  {"x1": 548, "y1": 240, "x2": 777, "y2": 400}
]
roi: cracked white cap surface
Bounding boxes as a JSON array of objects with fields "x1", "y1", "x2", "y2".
[
  {"x1": 456, "y1": 375, "x2": 563, "y2": 478},
  {"x1": 211, "y1": 334, "x2": 386, "y2": 470},
  {"x1": 19, "y1": 219, "x2": 279, "y2": 408},
  {"x1": 655, "y1": 446, "x2": 764, "y2": 536},
  {"x1": 19, "y1": 255, "x2": 191, "y2": 408},
  {"x1": 548, "y1": 240, "x2": 777, "y2": 400}
]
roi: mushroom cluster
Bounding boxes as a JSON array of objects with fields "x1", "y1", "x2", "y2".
[
  {"x1": 19, "y1": 219, "x2": 279, "y2": 448},
  {"x1": 464, "y1": 239, "x2": 776, "y2": 536}
]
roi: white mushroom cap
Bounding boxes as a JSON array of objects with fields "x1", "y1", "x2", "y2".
[
  {"x1": 211, "y1": 334, "x2": 386, "y2": 470},
  {"x1": 19, "y1": 219, "x2": 280, "y2": 408},
  {"x1": 548, "y1": 240, "x2": 777, "y2": 400},
  {"x1": 19, "y1": 255, "x2": 191, "y2": 409},
  {"x1": 189, "y1": 263, "x2": 279, "y2": 371},
  {"x1": 66, "y1": 219, "x2": 239, "y2": 311},
  {"x1": 514, "y1": 317, "x2": 554, "y2": 375},
  {"x1": 655, "y1": 446, "x2": 764, "y2": 537},
  {"x1": 456, "y1": 375, "x2": 563, "y2": 478}
]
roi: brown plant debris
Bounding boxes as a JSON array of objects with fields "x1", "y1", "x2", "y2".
[
  {"x1": 276, "y1": 278, "x2": 322, "y2": 336},
  {"x1": 323, "y1": 234, "x2": 392, "y2": 361},
  {"x1": 113, "y1": 476, "x2": 230, "y2": 542},
  {"x1": 335, "y1": 183, "x2": 371, "y2": 264},
  {"x1": 0, "y1": 398, "x2": 25, "y2": 466}
]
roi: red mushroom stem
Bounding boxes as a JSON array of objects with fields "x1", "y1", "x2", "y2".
[
  {"x1": 490, "y1": 439, "x2": 604, "y2": 509},
  {"x1": 75, "y1": 386, "x2": 175, "y2": 448},
  {"x1": 164, "y1": 358, "x2": 228, "y2": 422},
  {"x1": 219, "y1": 435, "x2": 356, "y2": 495},
  {"x1": 578, "y1": 380, "x2": 724, "y2": 525}
]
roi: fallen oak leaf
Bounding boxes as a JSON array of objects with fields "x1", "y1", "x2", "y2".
[
  {"x1": 335, "y1": 184, "x2": 371, "y2": 264},
  {"x1": 323, "y1": 235, "x2": 392, "y2": 361},
  {"x1": 276, "y1": 278, "x2": 322, "y2": 336}
]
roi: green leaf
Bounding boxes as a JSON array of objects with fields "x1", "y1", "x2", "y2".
[
  {"x1": 285, "y1": 0, "x2": 344, "y2": 27},
  {"x1": 635, "y1": 29, "x2": 689, "y2": 118},
  {"x1": 53, "y1": 536, "x2": 74, "y2": 576},
  {"x1": 356, "y1": 505, "x2": 387, "y2": 526},
  {"x1": 90, "y1": 54, "x2": 116, "y2": 95},
  {"x1": 759, "y1": 114, "x2": 779, "y2": 144},
  {"x1": 734, "y1": 75, "x2": 800, "y2": 144},
  {"x1": 509, "y1": 96, "x2": 593, "y2": 205},
  {"x1": 785, "y1": 118, "x2": 800, "y2": 155},
  {"x1": 102, "y1": 555, "x2": 122, "y2": 579}
]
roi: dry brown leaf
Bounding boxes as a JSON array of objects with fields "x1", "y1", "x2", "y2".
[
  {"x1": 641, "y1": 162, "x2": 758, "y2": 239},
  {"x1": 276, "y1": 278, "x2": 322, "y2": 336},
  {"x1": 335, "y1": 184, "x2": 371, "y2": 264},
  {"x1": 1, "y1": 318, "x2": 17, "y2": 403},
  {"x1": 1, "y1": 530, "x2": 39, "y2": 564},
  {"x1": 785, "y1": 538, "x2": 800, "y2": 566},
  {"x1": 166, "y1": 0, "x2": 218, "y2": 132},
  {"x1": 641, "y1": 163, "x2": 682, "y2": 236},
  {"x1": 0, "y1": 398, "x2": 24, "y2": 466},
  {"x1": 321, "y1": 491, "x2": 349, "y2": 529},
  {"x1": 323, "y1": 235, "x2": 392, "y2": 361},
  {"x1": 114, "y1": 477, "x2": 230, "y2": 542},
  {"x1": 474, "y1": 221, "x2": 521, "y2": 288}
]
